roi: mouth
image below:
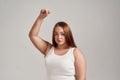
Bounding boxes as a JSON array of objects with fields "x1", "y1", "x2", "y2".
[
  {"x1": 58, "y1": 40, "x2": 62, "y2": 42},
  {"x1": 57, "y1": 39, "x2": 62, "y2": 42}
]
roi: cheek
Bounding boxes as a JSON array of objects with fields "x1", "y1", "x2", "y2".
[
  {"x1": 62, "y1": 36, "x2": 66, "y2": 42},
  {"x1": 64, "y1": 38, "x2": 66, "y2": 42},
  {"x1": 54, "y1": 36, "x2": 58, "y2": 42},
  {"x1": 63, "y1": 35, "x2": 66, "y2": 39}
]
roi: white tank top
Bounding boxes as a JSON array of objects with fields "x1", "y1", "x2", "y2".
[{"x1": 45, "y1": 47, "x2": 76, "y2": 80}]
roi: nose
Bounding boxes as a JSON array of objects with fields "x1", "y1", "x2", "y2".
[{"x1": 58, "y1": 34, "x2": 62, "y2": 39}]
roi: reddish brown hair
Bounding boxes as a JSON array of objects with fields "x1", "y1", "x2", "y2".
[{"x1": 52, "y1": 21, "x2": 77, "y2": 48}]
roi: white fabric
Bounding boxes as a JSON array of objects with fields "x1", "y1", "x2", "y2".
[{"x1": 45, "y1": 47, "x2": 76, "y2": 80}]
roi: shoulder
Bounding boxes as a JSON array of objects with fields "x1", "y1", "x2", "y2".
[
  {"x1": 73, "y1": 47, "x2": 83, "y2": 56},
  {"x1": 73, "y1": 48, "x2": 86, "y2": 62}
]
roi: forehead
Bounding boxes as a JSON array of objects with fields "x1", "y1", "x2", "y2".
[{"x1": 54, "y1": 26, "x2": 64, "y2": 32}]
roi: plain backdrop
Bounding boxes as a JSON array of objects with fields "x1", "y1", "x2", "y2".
[{"x1": 0, "y1": 0, "x2": 120, "y2": 80}]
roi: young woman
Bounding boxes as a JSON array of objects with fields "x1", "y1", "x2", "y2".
[{"x1": 29, "y1": 9, "x2": 86, "y2": 80}]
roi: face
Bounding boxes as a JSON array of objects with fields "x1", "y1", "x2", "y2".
[{"x1": 54, "y1": 26, "x2": 66, "y2": 46}]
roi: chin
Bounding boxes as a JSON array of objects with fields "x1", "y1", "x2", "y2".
[
  {"x1": 57, "y1": 43, "x2": 64, "y2": 46},
  {"x1": 58, "y1": 43, "x2": 66, "y2": 46}
]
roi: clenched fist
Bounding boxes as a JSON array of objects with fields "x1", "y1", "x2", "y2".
[{"x1": 39, "y1": 9, "x2": 50, "y2": 19}]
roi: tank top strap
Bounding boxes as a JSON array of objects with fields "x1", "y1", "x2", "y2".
[
  {"x1": 68, "y1": 47, "x2": 75, "y2": 62},
  {"x1": 71, "y1": 47, "x2": 75, "y2": 52},
  {"x1": 69, "y1": 47, "x2": 75, "y2": 55}
]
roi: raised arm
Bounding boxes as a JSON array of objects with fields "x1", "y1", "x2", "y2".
[{"x1": 29, "y1": 9, "x2": 52, "y2": 56}]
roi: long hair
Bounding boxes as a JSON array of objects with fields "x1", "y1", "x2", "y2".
[{"x1": 52, "y1": 21, "x2": 77, "y2": 48}]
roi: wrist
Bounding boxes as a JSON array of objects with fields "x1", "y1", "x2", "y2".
[{"x1": 37, "y1": 16, "x2": 44, "y2": 21}]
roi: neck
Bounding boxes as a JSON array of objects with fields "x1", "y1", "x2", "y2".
[{"x1": 56, "y1": 44, "x2": 69, "y2": 49}]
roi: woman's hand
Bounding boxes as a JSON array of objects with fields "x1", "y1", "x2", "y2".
[{"x1": 39, "y1": 9, "x2": 50, "y2": 20}]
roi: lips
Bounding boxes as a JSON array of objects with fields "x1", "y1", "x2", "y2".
[
  {"x1": 57, "y1": 39, "x2": 63, "y2": 42},
  {"x1": 58, "y1": 40, "x2": 62, "y2": 42}
]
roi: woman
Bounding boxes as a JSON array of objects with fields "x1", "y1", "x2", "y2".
[{"x1": 29, "y1": 9, "x2": 86, "y2": 80}]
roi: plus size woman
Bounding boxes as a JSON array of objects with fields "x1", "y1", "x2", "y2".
[{"x1": 29, "y1": 9, "x2": 86, "y2": 80}]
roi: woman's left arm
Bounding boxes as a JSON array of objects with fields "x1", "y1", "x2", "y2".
[{"x1": 74, "y1": 48, "x2": 87, "y2": 80}]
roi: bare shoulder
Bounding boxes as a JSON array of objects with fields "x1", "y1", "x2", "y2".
[{"x1": 73, "y1": 48, "x2": 86, "y2": 63}]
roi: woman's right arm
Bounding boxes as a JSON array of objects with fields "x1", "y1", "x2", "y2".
[{"x1": 29, "y1": 9, "x2": 52, "y2": 56}]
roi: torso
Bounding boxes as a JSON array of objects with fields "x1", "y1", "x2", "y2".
[{"x1": 44, "y1": 46, "x2": 76, "y2": 80}]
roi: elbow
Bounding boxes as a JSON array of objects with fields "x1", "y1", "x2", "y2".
[
  {"x1": 28, "y1": 30, "x2": 38, "y2": 38},
  {"x1": 28, "y1": 31, "x2": 38, "y2": 41},
  {"x1": 29, "y1": 31, "x2": 35, "y2": 39},
  {"x1": 29, "y1": 31, "x2": 32, "y2": 38}
]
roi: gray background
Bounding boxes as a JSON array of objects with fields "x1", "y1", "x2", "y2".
[{"x1": 0, "y1": 0, "x2": 120, "y2": 80}]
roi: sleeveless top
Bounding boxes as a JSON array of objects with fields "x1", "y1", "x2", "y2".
[{"x1": 44, "y1": 47, "x2": 76, "y2": 80}]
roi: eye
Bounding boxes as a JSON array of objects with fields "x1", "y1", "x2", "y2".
[
  {"x1": 54, "y1": 33, "x2": 58, "y2": 36},
  {"x1": 61, "y1": 32, "x2": 65, "y2": 36},
  {"x1": 61, "y1": 33, "x2": 65, "y2": 35}
]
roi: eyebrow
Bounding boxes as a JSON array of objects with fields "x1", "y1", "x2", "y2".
[{"x1": 54, "y1": 31, "x2": 65, "y2": 34}]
